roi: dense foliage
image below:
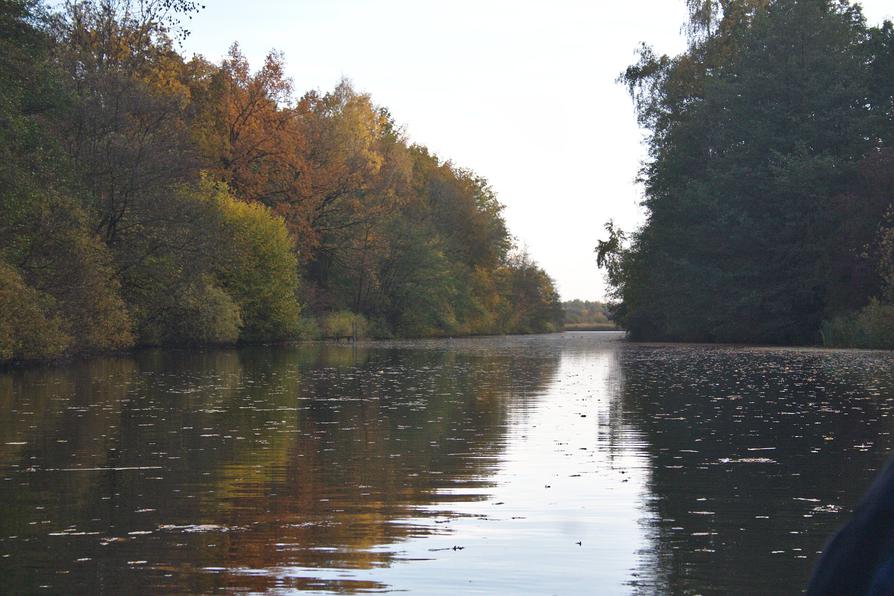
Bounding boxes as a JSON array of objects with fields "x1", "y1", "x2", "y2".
[
  {"x1": 562, "y1": 300, "x2": 614, "y2": 330},
  {"x1": 599, "y1": 0, "x2": 894, "y2": 345},
  {"x1": 0, "y1": 0, "x2": 562, "y2": 362}
]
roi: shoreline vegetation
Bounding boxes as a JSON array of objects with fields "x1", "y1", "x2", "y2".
[
  {"x1": 561, "y1": 300, "x2": 618, "y2": 331},
  {"x1": 564, "y1": 324, "x2": 619, "y2": 332},
  {"x1": 597, "y1": 0, "x2": 894, "y2": 350},
  {"x1": 0, "y1": 0, "x2": 564, "y2": 365}
]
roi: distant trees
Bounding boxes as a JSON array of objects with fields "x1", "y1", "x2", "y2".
[
  {"x1": 0, "y1": 0, "x2": 562, "y2": 362},
  {"x1": 599, "y1": 0, "x2": 894, "y2": 345},
  {"x1": 562, "y1": 300, "x2": 613, "y2": 330}
]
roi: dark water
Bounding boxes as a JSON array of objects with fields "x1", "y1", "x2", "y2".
[{"x1": 1, "y1": 332, "x2": 893, "y2": 594}]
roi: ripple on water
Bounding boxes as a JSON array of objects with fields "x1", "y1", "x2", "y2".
[{"x1": 0, "y1": 334, "x2": 892, "y2": 594}]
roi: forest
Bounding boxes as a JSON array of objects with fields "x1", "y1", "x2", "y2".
[
  {"x1": 598, "y1": 0, "x2": 894, "y2": 347},
  {"x1": 561, "y1": 300, "x2": 616, "y2": 331},
  {"x1": 0, "y1": 0, "x2": 564, "y2": 363}
]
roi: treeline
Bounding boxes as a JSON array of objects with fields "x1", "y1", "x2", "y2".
[
  {"x1": 0, "y1": 0, "x2": 563, "y2": 362},
  {"x1": 562, "y1": 300, "x2": 616, "y2": 330},
  {"x1": 598, "y1": 0, "x2": 894, "y2": 346}
]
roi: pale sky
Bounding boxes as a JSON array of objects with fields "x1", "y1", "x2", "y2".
[{"x1": 181, "y1": 1, "x2": 894, "y2": 301}]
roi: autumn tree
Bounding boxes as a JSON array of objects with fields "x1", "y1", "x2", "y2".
[
  {"x1": 191, "y1": 45, "x2": 307, "y2": 226},
  {"x1": 1, "y1": 0, "x2": 565, "y2": 361},
  {"x1": 0, "y1": 0, "x2": 132, "y2": 359},
  {"x1": 48, "y1": 0, "x2": 202, "y2": 245}
]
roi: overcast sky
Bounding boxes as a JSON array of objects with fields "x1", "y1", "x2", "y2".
[{"x1": 181, "y1": 1, "x2": 894, "y2": 301}]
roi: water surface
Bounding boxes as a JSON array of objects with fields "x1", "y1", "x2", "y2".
[{"x1": 2, "y1": 332, "x2": 892, "y2": 593}]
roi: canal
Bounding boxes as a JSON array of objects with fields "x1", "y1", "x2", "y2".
[{"x1": 1, "y1": 332, "x2": 891, "y2": 593}]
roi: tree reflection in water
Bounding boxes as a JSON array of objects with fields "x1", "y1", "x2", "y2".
[
  {"x1": 2, "y1": 335, "x2": 894, "y2": 593},
  {"x1": 615, "y1": 344, "x2": 894, "y2": 594},
  {"x1": 0, "y1": 340, "x2": 559, "y2": 593}
]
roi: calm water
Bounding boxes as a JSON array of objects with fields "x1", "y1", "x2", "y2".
[{"x1": 2, "y1": 332, "x2": 893, "y2": 594}]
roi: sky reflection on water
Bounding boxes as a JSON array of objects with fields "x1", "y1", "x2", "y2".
[{"x1": 1, "y1": 333, "x2": 893, "y2": 593}]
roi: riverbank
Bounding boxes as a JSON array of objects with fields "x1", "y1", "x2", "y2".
[
  {"x1": 0, "y1": 327, "x2": 580, "y2": 369},
  {"x1": 563, "y1": 323, "x2": 619, "y2": 332}
]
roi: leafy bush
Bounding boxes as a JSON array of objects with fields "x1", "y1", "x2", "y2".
[
  {"x1": 1, "y1": 192, "x2": 134, "y2": 359},
  {"x1": 294, "y1": 316, "x2": 321, "y2": 340},
  {"x1": 171, "y1": 279, "x2": 243, "y2": 345},
  {"x1": 0, "y1": 261, "x2": 71, "y2": 361},
  {"x1": 321, "y1": 311, "x2": 368, "y2": 339},
  {"x1": 41, "y1": 211, "x2": 134, "y2": 352},
  {"x1": 139, "y1": 276, "x2": 242, "y2": 346},
  {"x1": 125, "y1": 180, "x2": 303, "y2": 346},
  {"x1": 200, "y1": 180, "x2": 303, "y2": 342},
  {"x1": 821, "y1": 300, "x2": 894, "y2": 349}
]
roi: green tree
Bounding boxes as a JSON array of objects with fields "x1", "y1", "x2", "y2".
[
  {"x1": 201, "y1": 179, "x2": 303, "y2": 342},
  {"x1": 603, "y1": 0, "x2": 893, "y2": 343},
  {"x1": 0, "y1": 261, "x2": 71, "y2": 361},
  {"x1": 501, "y1": 252, "x2": 564, "y2": 334},
  {"x1": 1, "y1": 0, "x2": 565, "y2": 360},
  {"x1": 1, "y1": 0, "x2": 132, "y2": 359}
]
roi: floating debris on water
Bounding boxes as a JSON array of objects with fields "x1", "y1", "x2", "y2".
[
  {"x1": 157, "y1": 524, "x2": 240, "y2": 533},
  {"x1": 718, "y1": 458, "x2": 778, "y2": 464}
]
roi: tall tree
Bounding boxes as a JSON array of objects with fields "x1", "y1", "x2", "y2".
[
  {"x1": 48, "y1": 0, "x2": 202, "y2": 245},
  {"x1": 603, "y1": 0, "x2": 894, "y2": 343},
  {"x1": 0, "y1": 0, "x2": 132, "y2": 358}
]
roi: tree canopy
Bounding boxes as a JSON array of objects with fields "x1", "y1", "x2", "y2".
[
  {"x1": 0, "y1": 0, "x2": 562, "y2": 362},
  {"x1": 600, "y1": 0, "x2": 894, "y2": 345}
]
